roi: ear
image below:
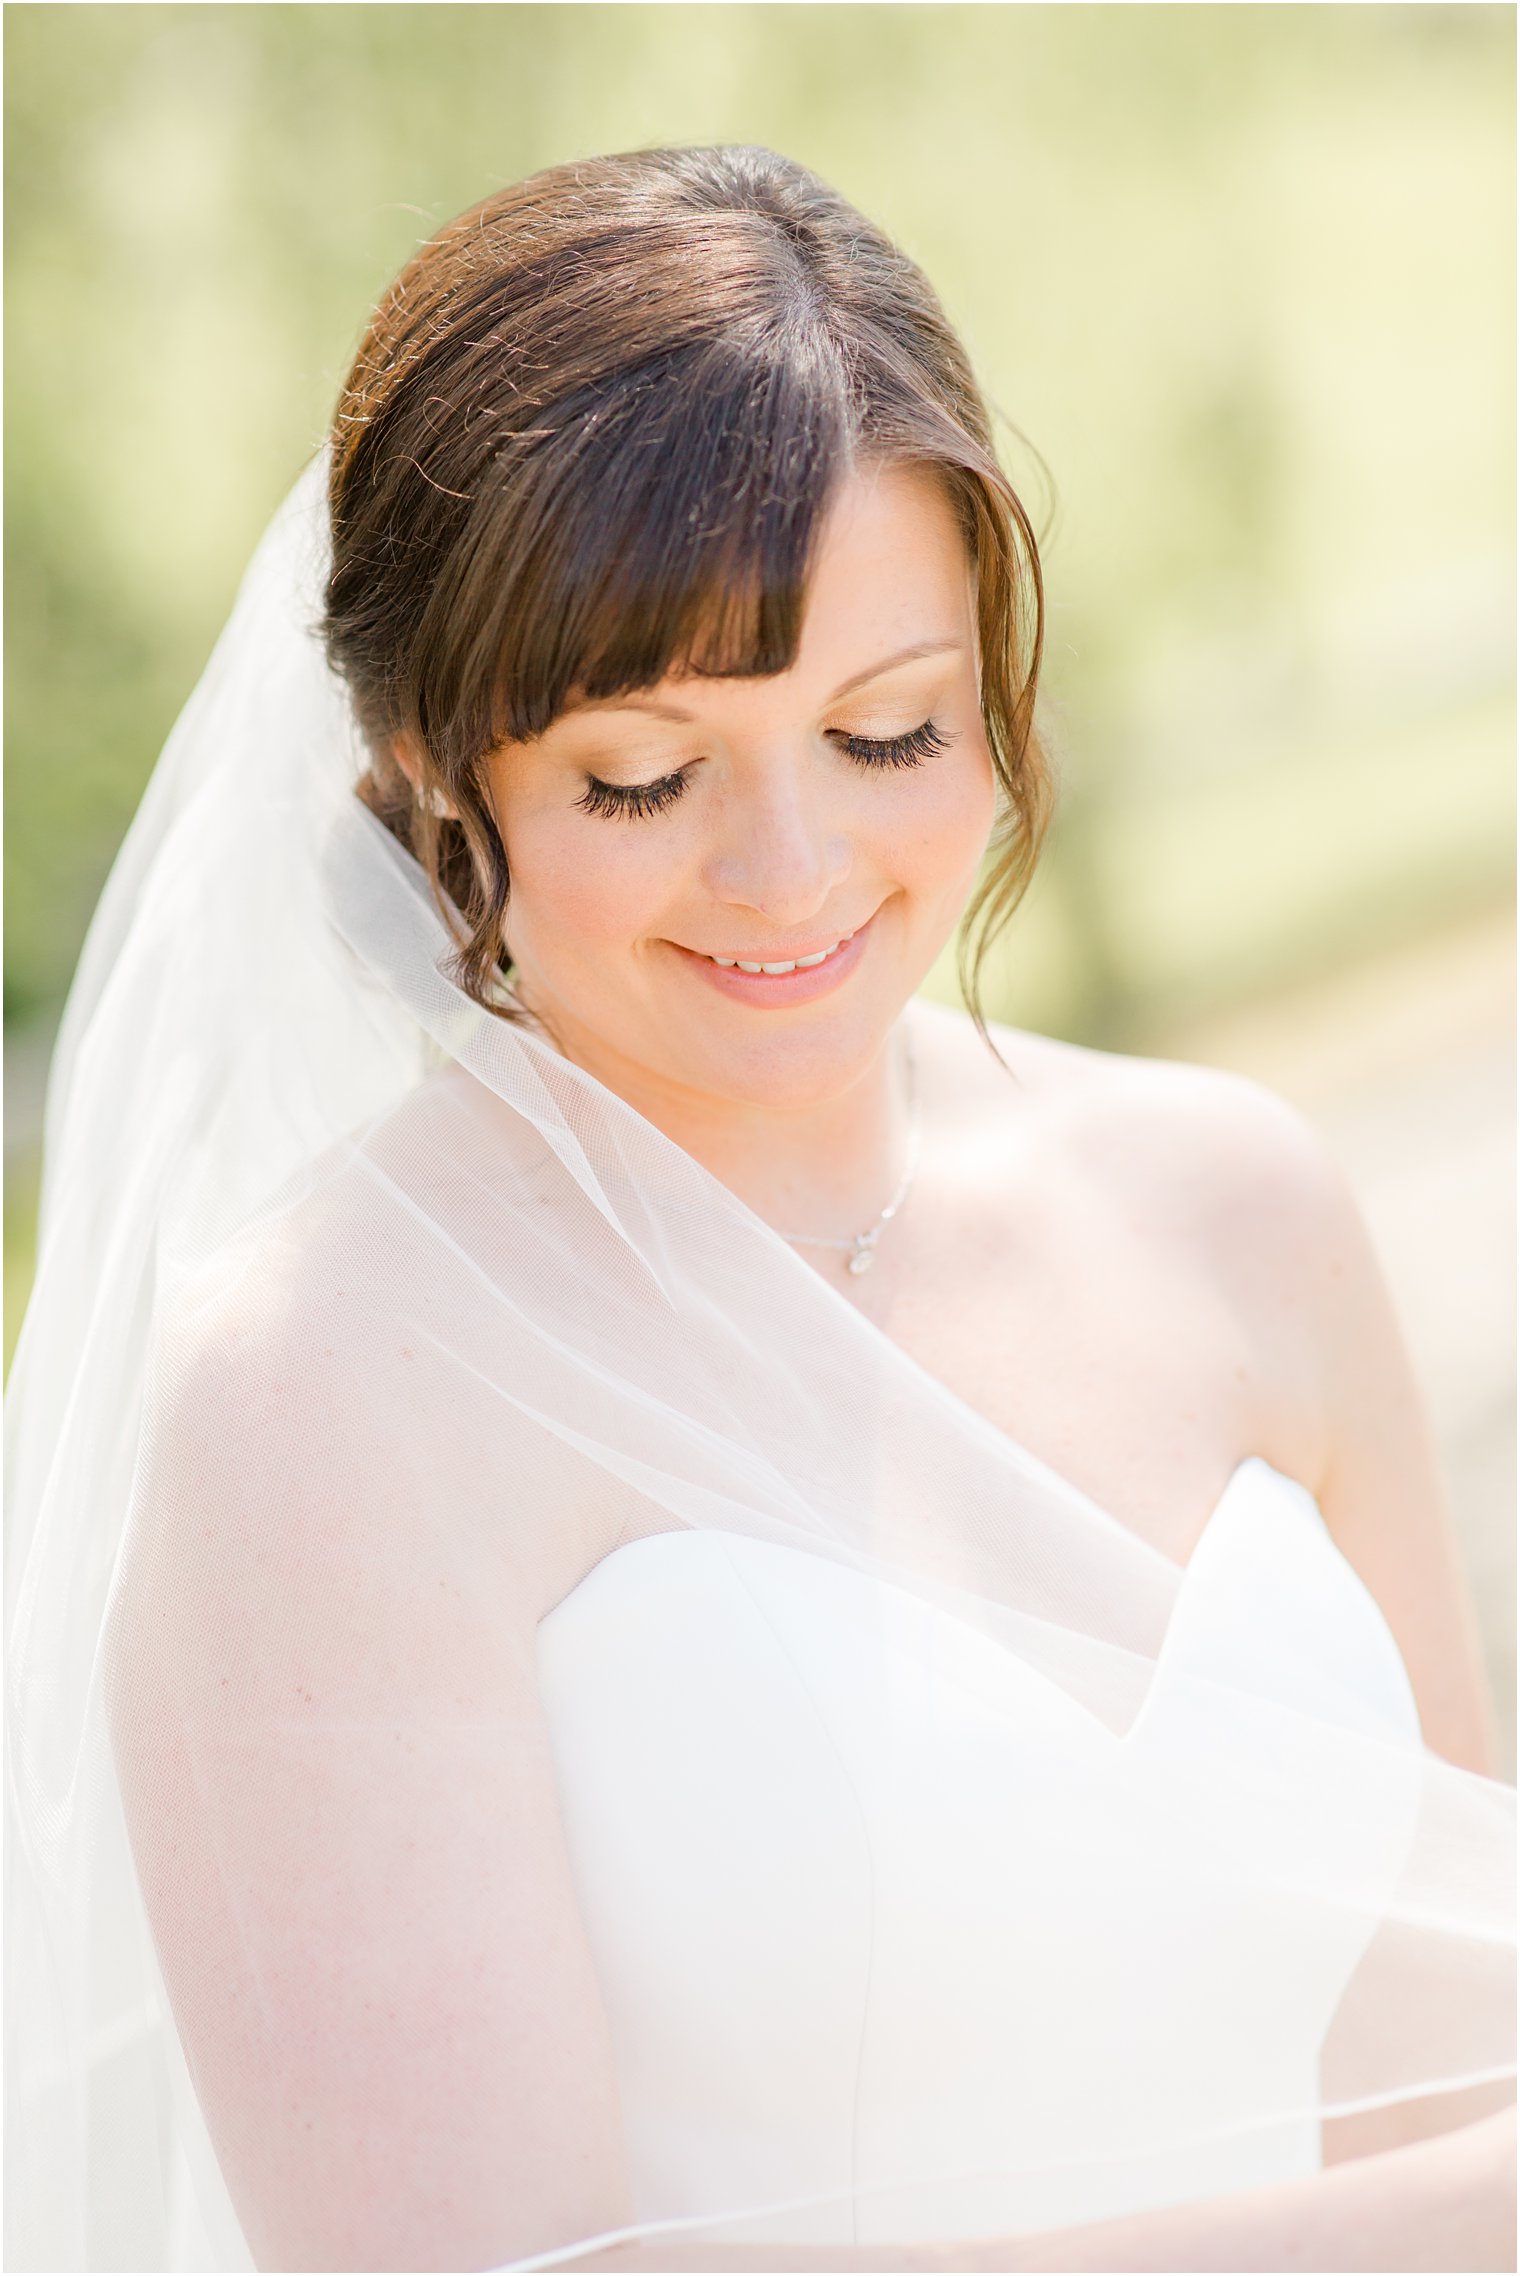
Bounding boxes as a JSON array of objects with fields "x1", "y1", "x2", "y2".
[
  {"x1": 391, "y1": 732, "x2": 459, "y2": 821},
  {"x1": 390, "y1": 731, "x2": 424, "y2": 797}
]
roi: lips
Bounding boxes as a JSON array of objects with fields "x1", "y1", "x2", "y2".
[{"x1": 669, "y1": 908, "x2": 879, "y2": 1009}]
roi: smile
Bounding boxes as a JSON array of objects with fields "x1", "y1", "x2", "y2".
[
  {"x1": 704, "y1": 931, "x2": 854, "y2": 975},
  {"x1": 669, "y1": 910, "x2": 880, "y2": 1009}
]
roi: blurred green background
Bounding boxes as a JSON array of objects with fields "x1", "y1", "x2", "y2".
[{"x1": 5, "y1": 6, "x2": 1515, "y2": 1762}]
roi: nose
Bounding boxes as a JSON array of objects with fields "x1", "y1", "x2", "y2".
[{"x1": 701, "y1": 751, "x2": 852, "y2": 929}]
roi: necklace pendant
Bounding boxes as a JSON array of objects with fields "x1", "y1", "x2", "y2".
[{"x1": 847, "y1": 1235, "x2": 877, "y2": 1276}]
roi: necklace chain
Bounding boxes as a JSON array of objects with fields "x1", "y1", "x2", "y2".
[{"x1": 774, "y1": 1036, "x2": 922, "y2": 1275}]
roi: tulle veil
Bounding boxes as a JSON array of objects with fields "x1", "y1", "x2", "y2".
[{"x1": 4, "y1": 450, "x2": 1514, "y2": 2272}]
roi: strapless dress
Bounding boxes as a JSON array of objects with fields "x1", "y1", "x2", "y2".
[{"x1": 532, "y1": 1456, "x2": 1423, "y2": 2259}]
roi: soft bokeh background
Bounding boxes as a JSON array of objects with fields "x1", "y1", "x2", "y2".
[{"x1": 5, "y1": 4, "x2": 1514, "y2": 1766}]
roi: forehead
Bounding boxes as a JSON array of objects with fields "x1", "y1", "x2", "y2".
[{"x1": 805, "y1": 459, "x2": 972, "y2": 620}]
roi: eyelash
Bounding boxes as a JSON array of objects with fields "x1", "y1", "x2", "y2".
[{"x1": 574, "y1": 718, "x2": 953, "y2": 821}]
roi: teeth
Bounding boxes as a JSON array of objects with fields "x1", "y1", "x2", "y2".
[{"x1": 705, "y1": 932, "x2": 853, "y2": 975}]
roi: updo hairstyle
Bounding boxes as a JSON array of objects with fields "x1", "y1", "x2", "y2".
[{"x1": 321, "y1": 143, "x2": 1053, "y2": 1033}]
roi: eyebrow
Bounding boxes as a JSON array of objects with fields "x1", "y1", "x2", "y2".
[{"x1": 562, "y1": 639, "x2": 966, "y2": 725}]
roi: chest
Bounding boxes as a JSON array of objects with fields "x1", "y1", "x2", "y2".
[{"x1": 811, "y1": 1146, "x2": 1320, "y2": 1569}]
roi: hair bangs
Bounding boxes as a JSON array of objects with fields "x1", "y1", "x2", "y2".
[{"x1": 469, "y1": 333, "x2": 856, "y2": 752}]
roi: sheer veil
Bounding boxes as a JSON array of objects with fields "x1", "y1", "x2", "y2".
[{"x1": 5, "y1": 449, "x2": 1514, "y2": 2271}]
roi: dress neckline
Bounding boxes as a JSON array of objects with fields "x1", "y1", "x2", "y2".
[
  {"x1": 539, "y1": 1456, "x2": 1350, "y2": 1757},
  {"x1": 567, "y1": 1453, "x2": 1307, "y2": 1606}
]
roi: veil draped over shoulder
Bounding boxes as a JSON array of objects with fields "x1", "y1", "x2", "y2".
[{"x1": 4, "y1": 452, "x2": 1514, "y2": 2273}]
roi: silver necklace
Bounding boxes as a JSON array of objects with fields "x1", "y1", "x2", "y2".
[{"x1": 774, "y1": 1037, "x2": 922, "y2": 1276}]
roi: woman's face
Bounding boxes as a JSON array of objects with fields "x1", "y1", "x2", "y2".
[{"x1": 481, "y1": 459, "x2": 998, "y2": 1111}]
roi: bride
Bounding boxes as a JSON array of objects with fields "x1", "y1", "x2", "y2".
[{"x1": 5, "y1": 144, "x2": 1513, "y2": 2275}]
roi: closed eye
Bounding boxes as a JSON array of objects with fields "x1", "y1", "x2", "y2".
[
  {"x1": 573, "y1": 717, "x2": 953, "y2": 820},
  {"x1": 574, "y1": 768, "x2": 693, "y2": 821},
  {"x1": 834, "y1": 718, "x2": 953, "y2": 769}
]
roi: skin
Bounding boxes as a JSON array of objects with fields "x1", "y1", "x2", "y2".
[{"x1": 135, "y1": 454, "x2": 1503, "y2": 2272}]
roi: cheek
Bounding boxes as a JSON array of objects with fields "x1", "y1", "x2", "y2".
[
  {"x1": 876, "y1": 740, "x2": 998, "y2": 897},
  {"x1": 497, "y1": 807, "x2": 673, "y2": 967}
]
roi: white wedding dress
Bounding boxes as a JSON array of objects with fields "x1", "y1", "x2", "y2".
[{"x1": 533, "y1": 1456, "x2": 1422, "y2": 2258}]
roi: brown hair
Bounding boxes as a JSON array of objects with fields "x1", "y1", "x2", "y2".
[{"x1": 322, "y1": 143, "x2": 1053, "y2": 1036}]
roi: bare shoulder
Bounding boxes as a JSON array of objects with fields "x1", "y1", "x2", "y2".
[
  {"x1": 131, "y1": 1077, "x2": 623, "y2": 1632},
  {"x1": 906, "y1": 992, "x2": 1385, "y2": 1494},
  {"x1": 908, "y1": 993, "x2": 1359, "y2": 1262},
  {"x1": 149, "y1": 1064, "x2": 527, "y2": 1452}
]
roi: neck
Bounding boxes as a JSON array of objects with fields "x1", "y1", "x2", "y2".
[{"x1": 510, "y1": 988, "x2": 918, "y2": 1244}]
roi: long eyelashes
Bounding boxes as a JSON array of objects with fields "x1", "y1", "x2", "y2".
[
  {"x1": 575, "y1": 771, "x2": 689, "y2": 821},
  {"x1": 575, "y1": 718, "x2": 953, "y2": 821},
  {"x1": 837, "y1": 718, "x2": 952, "y2": 771}
]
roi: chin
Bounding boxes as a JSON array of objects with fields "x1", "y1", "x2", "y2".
[{"x1": 674, "y1": 1009, "x2": 900, "y2": 1111}]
